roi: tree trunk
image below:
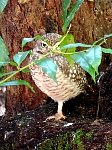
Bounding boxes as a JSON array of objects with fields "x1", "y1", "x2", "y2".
[{"x1": 0, "y1": 0, "x2": 112, "y2": 113}]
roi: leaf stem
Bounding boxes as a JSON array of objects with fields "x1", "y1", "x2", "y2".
[{"x1": 0, "y1": 51, "x2": 51, "y2": 85}]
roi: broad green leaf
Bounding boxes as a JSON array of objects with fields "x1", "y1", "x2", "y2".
[
  {"x1": 0, "y1": 80, "x2": 35, "y2": 92},
  {"x1": 13, "y1": 51, "x2": 30, "y2": 66},
  {"x1": 0, "y1": 0, "x2": 8, "y2": 13},
  {"x1": 62, "y1": 0, "x2": 84, "y2": 33},
  {"x1": 59, "y1": 34, "x2": 75, "y2": 50},
  {"x1": 22, "y1": 38, "x2": 34, "y2": 49},
  {"x1": 71, "y1": 51, "x2": 96, "y2": 82},
  {"x1": 0, "y1": 36, "x2": 9, "y2": 67},
  {"x1": 36, "y1": 58, "x2": 57, "y2": 81},
  {"x1": 59, "y1": 34, "x2": 75, "y2": 64},
  {"x1": 62, "y1": 0, "x2": 71, "y2": 22},
  {"x1": 59, "y1": 43, "x2": 92, "y2": 50},
  {"x1": 102, "y1": 48, "x2": 112, "y2": 54},
  {"x1": 86, "y1": 46, "x2": 102, "y2": 74}
]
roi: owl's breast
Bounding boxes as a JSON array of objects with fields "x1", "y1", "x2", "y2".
[{"x1": 30, "y1": 63, "x2": 82, "y2": 102}]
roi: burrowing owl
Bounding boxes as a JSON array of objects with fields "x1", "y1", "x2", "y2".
[{"x1": 30, "y1": 33, "x2": 87, "y2": 120}]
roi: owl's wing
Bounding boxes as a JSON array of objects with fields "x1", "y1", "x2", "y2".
[{"x1": 54, "y1": 55, "x2": 87, "y2": 86}]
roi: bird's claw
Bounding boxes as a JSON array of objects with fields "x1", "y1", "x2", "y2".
[{"x1": 46, "y1": 113, "x2": 66, "y2": 121}]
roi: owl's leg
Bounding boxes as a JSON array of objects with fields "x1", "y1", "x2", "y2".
[{"x1": 46, "y1": 101, "x2": 66, "y2": 121}]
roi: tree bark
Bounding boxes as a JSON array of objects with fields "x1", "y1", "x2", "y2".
[{"x1": 0, "y1": 0, "x2": 112, "y2": 113}]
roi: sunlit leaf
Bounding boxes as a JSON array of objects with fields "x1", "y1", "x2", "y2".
[
  {"x1": 86, "y1": 46, "x2": 102, "y2": 74},
  {"x1": 10, "y1": 61, "x2": 18, "y2": 67},
  {"x1": 0, "y1": 0, "x2": 8, "y2": 13},
  {"x1": 36, "y1": 58, "x2": 57, "y2": 81},
  {"x1": 0, "y1": 36, "x2": 9, "y2": 67},
  {"x1": 22, "y1": 38, "x2": 34, "y2": 49},
  {"x1": 59, "y1": 34, "x2": 75, "y2": 64},
  {"x1": 62, "y1": 0, "x2": 71, "y2": 22},
  {"x1": 0, "y1": 80, "x2": 35, "y2": 92},
  {"x1": 13, "y1": 51, "x2": 30, "y2": 66},
  {"x1": 71, "y1": 51, "x2": 96, "y2": 82},
  {"x1": 62, "y1": 0, "x2": 84, "y2": 33},
  {"x1": 102, "y1": 48, "x2": 112, "y2": 54}
]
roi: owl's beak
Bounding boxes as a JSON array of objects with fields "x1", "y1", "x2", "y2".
[{"x1": 37, "y1": 51, "x2": 43, "y2": 54}]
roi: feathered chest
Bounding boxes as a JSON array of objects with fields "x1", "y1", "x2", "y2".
[{"x1": 29, "y1": 53, "x2": 86, "y2": 101}]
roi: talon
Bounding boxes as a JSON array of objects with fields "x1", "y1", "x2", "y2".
[{"x1": 46, "y1": 113, "x2": 66, "y2": 121}]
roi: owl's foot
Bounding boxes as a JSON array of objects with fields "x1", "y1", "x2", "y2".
[{"x1": 46, "y1": 112, "x2": 66, "y2": 121}]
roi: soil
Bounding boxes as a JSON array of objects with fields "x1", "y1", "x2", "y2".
[{"x1": 0, "y1": 63, "x2": 112, "y2": 150}]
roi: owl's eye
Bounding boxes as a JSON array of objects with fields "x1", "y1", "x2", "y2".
[{"x1": 41, "y1": 42, "x2": 47, "y2": 48}]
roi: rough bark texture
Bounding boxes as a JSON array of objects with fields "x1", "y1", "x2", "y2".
[{"x1": 0, "y1": 0, "x2": 112, "y2": 112}]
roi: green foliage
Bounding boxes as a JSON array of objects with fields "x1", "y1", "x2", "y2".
[
  {"x1": 72, "y1": 51, "x2": 96, "y2": 82},
  {"x1": 73, "y1": 129, "x2": 85, "y2": 150},
  {"x1": 36, "y1": 58, "x2": 57, "y2": 81},
  {"x1": 0, "y1": 80, "x2": 34, "y2": 92},
  {"x1": 101, "y1": 48, "x2": 112, "y2": 54},
  {"x1": 0, "y1": 0, "x2": 8, "y2": 13},
  {"x1": 38, "y1": 129, "x2": 93, "y2": 150},
  {"x1": 0, "y1": 71, "x2": 16, "y2": 78},
  {"x1": 59, "y1": 34, "x2": 75, "y2": 64},
  {"x1": 60, "y1": 43, "x2": 92, "y2": 49},
  {"x1": 0, "y1": 36, "x2": 9, "y2": 67},
  {"x1": 62, "y1": 0, "x2": 84, "y2": 33},
  {"x1": 62, "y1": 0, "x2": 71, "y2": 23},
  {"x1": 106, "y1": 143, "x2": 112, "y2": 150},
  {"x1": 13, "y1": 51, "x2": 30, "y2": 66},
  {"x1": 22, "y1": 38, "x2": 34, "y2": 49}
]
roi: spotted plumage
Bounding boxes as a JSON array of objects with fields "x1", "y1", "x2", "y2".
[{"x1": 29, "y1": 33, "x2": 87, "y2": 120}]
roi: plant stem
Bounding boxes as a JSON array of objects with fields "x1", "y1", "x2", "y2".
[{"x1": 0, "y1": 51, "x2": 52, "y2": 85}]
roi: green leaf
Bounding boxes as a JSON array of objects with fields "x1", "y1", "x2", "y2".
[
  {"x1": 0, "y1": 71, "x2": 16, "y2": 78},
  {"x1": 62, "y1": 0, "x2": 71, "y2": 22},
  {"x1": 59, "y1": 34, "x2": 75, "y2": 64},
  {"x1": 21, "y1": 68, "x2": 30, "y2": 73},
  {"x1": 93, "y1": 33, "x2": 112, "y2": 45},
  {"x1": 102, "y1": 48, "x2": 112, "y2": 54},
  {"x1": 0, "y1": 36, "x2": 9, "y2": 67},
  {"x1": 0, "y1": 0, "x2": 8, "y2": 13},
  {"x1": 36, "y1": 58, "x2": 57, "y2": 81},
  {"x1": 0, "y1": 80, "x2": 35, "y2": 92},
  {"x1": 104, "y1": 33, "x2": 112, "y2": 38},
  {"x1": 34, "y1": 35, "x2": 44, "y2": 41},
  {"x1": 62, "y1": 0, "x2": 84, "y2": 33},
  {"x1": 86, "y1": 46, "x2": 102, "y2": 74},
  {"x1": 71, "y1": 51, "x2": 96, "y2": 82},
  {"x1": 10, "y1": 61, "x2": 18, "y2": 67},
  {"x1": 59, "y1": 43, "x2": 92, "y2": 50},
  {"x1": 13, "y1": 51, "x2": 30, "y2": 66},
  {"x1": 22, "y1": 38, "x2": 34, "y2": 49}
]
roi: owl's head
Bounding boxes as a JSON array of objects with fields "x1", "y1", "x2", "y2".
[{"x1": 33, "y1": 33, "x2": 61, "y2": 55}]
